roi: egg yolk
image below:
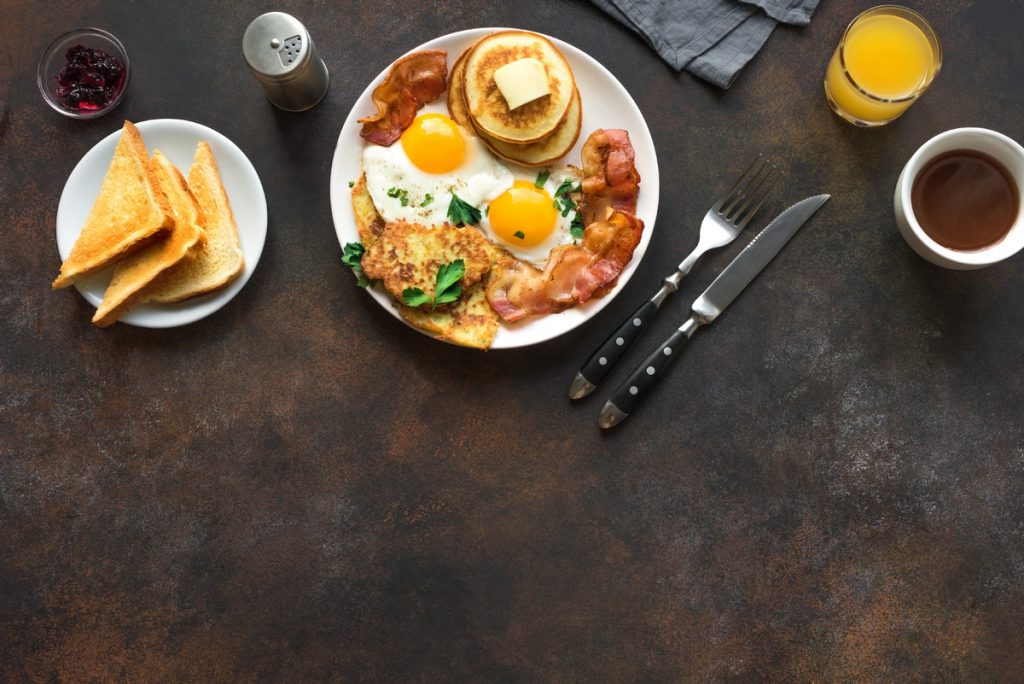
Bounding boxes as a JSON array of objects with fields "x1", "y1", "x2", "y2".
[
  {"x1": 488, "y1": 180, "x2": 558, "y2": 247},
  {"x1": 401, "y1": 114, "x2": 466, "y2": 174}
]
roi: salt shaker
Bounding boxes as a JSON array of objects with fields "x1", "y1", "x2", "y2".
[{"x1": 242, "y1": 12, "x2": 329, "y2": 111}]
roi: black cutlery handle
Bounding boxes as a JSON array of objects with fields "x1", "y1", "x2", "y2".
[
  {"x1": 600, "y1": 321, "x2": 698, "y2": 428},
  {"x1": 573, "y1": 300, "x2": 660, "y2": 397}
]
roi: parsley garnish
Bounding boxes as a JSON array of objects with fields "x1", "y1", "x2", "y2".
[
  {"x1": 513, "y1": 230, "x2": 526, "y2": 240},
  {"x1": 387, "y1": 186, "x2": 410, "y2": 206},
  {"x1": 554, "y1": 179, "x2": 579, "y2": 198},
  {"x1": 342, "y1": 242, "x2": 374, "y2": 288},
  {"x1": 570, "y1": 214, "x2": 584, "y2": 241},
  {"x1": 421, "y1": 193, "x2": 433, "y2": 207},
  {"x1": 402, "y1": 259, "x2": 465, "y2": 309},
  {"x1": 553, "y1": 179, "x2": 581, "y2": 217},
  {"x1": 535, "y1": 169, "x2": 550, "y2": 188},
  {"x1": 401, "y1": 288, "x2": 432, "y2": 309},
  {"x1": 348, "y1": 180, "x2": 355, "y2": 188},
  {"x1": 447, "y1": 194, "x2": 482, "y2": 226}
]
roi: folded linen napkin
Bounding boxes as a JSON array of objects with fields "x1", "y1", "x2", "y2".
[{"x1": 590, "y1": 0, "x2": 821, "y2": 88}]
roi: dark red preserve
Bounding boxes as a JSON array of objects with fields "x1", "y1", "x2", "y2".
[{"x1": 55, "y1": 45, "x2": 126, "y2": 112}]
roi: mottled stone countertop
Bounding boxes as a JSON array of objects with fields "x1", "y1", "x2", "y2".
[{"x1": 2, "y1": 0, "x2": 1023, "y2": 680}]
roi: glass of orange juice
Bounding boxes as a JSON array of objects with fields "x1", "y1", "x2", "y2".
[{"x1": 824, "y1": 5, "x2": 942, "y2": 127}]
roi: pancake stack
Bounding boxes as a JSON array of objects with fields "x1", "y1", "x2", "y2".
[{"x1": 448, "y1": 31, "x2": 582, "y2": 167}]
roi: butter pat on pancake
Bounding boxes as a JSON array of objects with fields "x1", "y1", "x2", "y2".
[
  {"x1": 463, "y1": 31, "x2": 575, "y2": 144},
  {"x1": 493, "y1": 58, "x2": 551, "y2": 110}
]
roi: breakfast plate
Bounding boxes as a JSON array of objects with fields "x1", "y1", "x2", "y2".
[
  {"x1": 330, "y1": 28, "x2": 659, "y2": 349},
  {"x1": 55, "y1": 118, "x2": 267, "y2": 327}
]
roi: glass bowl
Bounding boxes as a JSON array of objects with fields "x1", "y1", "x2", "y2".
[{"x1": 38, "y1": 28, "x2": 130, "y2": 119}]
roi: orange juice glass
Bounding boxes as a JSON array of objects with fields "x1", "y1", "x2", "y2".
[{"x1": 824, "y1": 6, "x2": 942, "y2": 127}]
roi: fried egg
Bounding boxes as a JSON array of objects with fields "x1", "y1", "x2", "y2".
[
  {"x1": 362, "y1": 113, "x2": 513, "y2": 226},
  {"x1": 361, "y1": 113, "x2": 583, "y2": 268},
  {"x1": 479, "y1": 166, "x2": 583, "y2": 267}
]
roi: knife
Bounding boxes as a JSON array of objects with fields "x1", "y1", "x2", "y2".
[{"x1": 598, "y1": 194, "x2": 830, "y2": 429}]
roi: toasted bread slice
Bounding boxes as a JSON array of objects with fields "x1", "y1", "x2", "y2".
[
  {"x1": 91, "y1": 151, "x2": 206, "y2": 327},
  {"x1": 475, "y1": 88, "x2": 582, "y2": 167},
  {"x1": 463, "y1": 31, "x2": 575, "y2": 144},
  {"x1": 360, "y1": 221, "x2": 492, "y2": 303},
  {"x1": 53, "y1": 121, "x2": 174, "y2": 289},
  {"x1": 141, "y1": 142, "x2": 244, "y2": 303}
]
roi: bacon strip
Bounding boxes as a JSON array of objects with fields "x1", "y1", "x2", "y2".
[
  {"x1": 486, "y1": 211, "x2": 645, "y2": 322},
  {"x1": 579, "y1": 129, "x2": 641, "y2": 225},
  {"x1": 359, "y1": 50, "x2": 448, "y2": 146}
]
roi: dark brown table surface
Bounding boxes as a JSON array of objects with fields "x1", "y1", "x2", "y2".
[{"x1": 3, "y1": 0, "x2": 1024, "y2": 681}]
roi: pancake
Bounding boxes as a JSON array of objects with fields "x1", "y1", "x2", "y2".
[
  {"x1": 462, "y1": 31, "x2": 575, "y2": 144},
  {"x1": 447, "y1": 47, "x2": 473, "y2": 130},
  {"x1": 474, "y1": 88, "x2": 582, "y2": 167}
]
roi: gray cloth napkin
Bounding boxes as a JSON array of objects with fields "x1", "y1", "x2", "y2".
[{"x1": 591, "y1": 0, "x2": 820, "y2": 88}]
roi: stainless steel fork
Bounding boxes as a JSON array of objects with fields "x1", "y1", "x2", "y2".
[{"x1": 569, "y1": 157, "x2": 779, "y2": 399}]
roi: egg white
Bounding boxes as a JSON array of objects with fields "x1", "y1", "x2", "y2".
[
  {"x1": 361, "y1": 124, "x2": 584, "y2": 268},
  {"x1": 478, "y1": 165, "x2": 584, "y2": 267},
  {"x1": 362, "y1": 128, "x2": 513, "y2": 226}
]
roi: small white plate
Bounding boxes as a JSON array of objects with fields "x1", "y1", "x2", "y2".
[
  {"x1": 330, "y1": 28, "x2": 660, "y2": 349},
  {"x1": 55, "y1": 119, "x2": 267, "y2": 327}
]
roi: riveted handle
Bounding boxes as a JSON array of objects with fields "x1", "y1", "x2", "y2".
[
  {"x1": 599, "y1": 317, "x2": 700, "y2": 428},
  {"x1": 571, "y1": 300, "x2": 660, "y2": 398}
]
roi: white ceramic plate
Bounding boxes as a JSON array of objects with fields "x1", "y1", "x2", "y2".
[
  {"x1": 330, "y1": 28, "x2": 660, "y2": 349},
  {"x1": 55, "y1": 119, "x2": 267, "y2": 327}
]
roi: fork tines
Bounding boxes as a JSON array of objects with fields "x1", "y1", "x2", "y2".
[{"x1": 715, "y1": 156, "x2": 780, "y2": 229}]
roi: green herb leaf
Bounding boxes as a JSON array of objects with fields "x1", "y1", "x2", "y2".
[
  {"x1": 553, "y1": 179, "x2": 581, "y2": 218},
  {"x1": 570, "y1": 214, "x2": 584, "y2": 240},
  {"x1": 535, "y1": 169, "x2": 550, "y2": 188},
  {"x1": 434, "y1": 259, "x2": 465, "y2": 304},
  {"x1": 342, "y1": 242, "x2": 375, "y2": 288},
  {"x1": 402, "y1": 287, "x2": 432, "y2": 308},
  {"x1": 447, "y1": 194, "x2": 482, "y2": 226},
  {"x1": 348, "y1": 180, "x2": 355, "y2": 188},
  {"x1": 421, "y1": 193, "x2": 433, "y2": 207},
  {"x1": 434, "y1": 282, "x2": 463, "y2": 307},
  {"x1": 513, "y1": 230, "x2": 526, "y2": 240},
  {"x1": 342, "y1": 242, "x2": 365, "y2": 268},
  {"x1": 554, "y1": 179, "x2": 579, "y2": 198},
  {"x1": 401, "y1": 260, "x2": 466, "y2": 309},
  {"x1": 386, "y1": 187, "x2": 409, "y2": 206}
]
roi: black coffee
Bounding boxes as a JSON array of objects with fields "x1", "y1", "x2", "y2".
[{"x1": 911, "y1": 149, "x2": 1018, "y2": 251}]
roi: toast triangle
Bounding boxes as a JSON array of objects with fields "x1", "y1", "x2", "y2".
[
  {"x1": 53, "y1": 121, "x2": 173, "y2": 289},
  {"x1": 141, "y1": 142, "x2": 244, "y2": 303},
  {"x1": 91, "y1": 151, "x2": 206, "y2": 327}
]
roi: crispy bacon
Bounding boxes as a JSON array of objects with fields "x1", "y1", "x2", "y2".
[
  {"x1": 486, "y1": 211, "x2": 645, "y2": 322},
  {"x1": 579, "y1": 129, "x2": 641, "y2": 225},
  {"x1": 359, "y1": 50, "x2": 448, "y2": 146}
]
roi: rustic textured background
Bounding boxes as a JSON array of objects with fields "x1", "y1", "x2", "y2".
[{"x1": 3, "y1": 0, "x2": 1023, "y2": 681}]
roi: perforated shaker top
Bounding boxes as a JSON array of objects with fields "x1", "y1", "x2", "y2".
[{"x1": 242, "y1": 12, "x2": 310, "y2": 79}]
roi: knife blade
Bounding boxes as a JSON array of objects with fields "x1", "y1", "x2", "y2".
[{"x1": 598, "y1": 194, "x2": 830, "y2": 429}]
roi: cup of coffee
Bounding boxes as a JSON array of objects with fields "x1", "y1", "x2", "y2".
[{"x1": 894, "y1": 127, "x2": 1024, "y2": 269}]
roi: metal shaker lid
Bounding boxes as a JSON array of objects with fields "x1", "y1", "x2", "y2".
[{"x1": 243, "y1": 12, "x2": 311, "y2": 79}]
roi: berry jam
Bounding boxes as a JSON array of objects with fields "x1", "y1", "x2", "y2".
[{"x1": 55, "y1": 45, "x2": 126, "y2": 112}]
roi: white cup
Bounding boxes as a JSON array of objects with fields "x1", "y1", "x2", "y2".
[{"x1": 894, "y1": 127, "x2": 1024, "y2": 269}]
